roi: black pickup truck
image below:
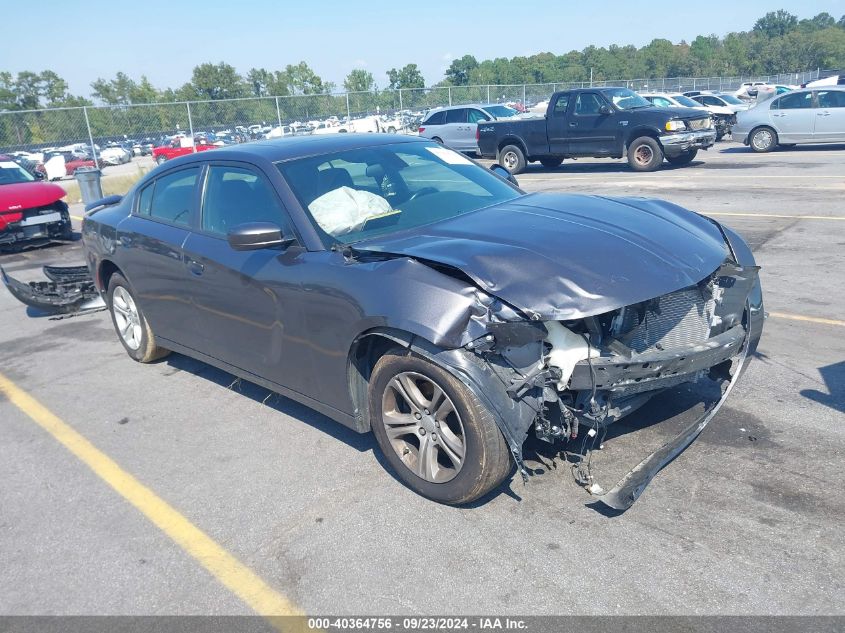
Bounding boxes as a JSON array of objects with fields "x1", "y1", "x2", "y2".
[{"x1": 477, "y1": 87, "x2": 716, "y2": 173}]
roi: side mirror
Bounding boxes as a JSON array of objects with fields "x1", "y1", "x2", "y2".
[
  {"x1": 227, "y1": 222, "x2": 287, "y2": 251},
  {"x1": 489, "y1": 163, "x2": 519, "y2": 187},
  {"x1": 34, "y1": 171, "x2": 45, "y2": 180},
  {"x1": 599, "y1": 104, "x2": 612, "y2": 115}
]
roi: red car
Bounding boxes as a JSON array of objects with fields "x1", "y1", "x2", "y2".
[
  {"x1": 0, "y1": 155, "x2": 72, "y2": 247},
  {"x1": 152, "y1": 138, "x2": 218, "y2": 164},
  {"x1": 42, "y1": 151, "x2": 102, "y2": 180}
]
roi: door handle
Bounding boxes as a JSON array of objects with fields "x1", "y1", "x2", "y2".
[
  {"x1": 817, "y1": 112, "x2": 831, "y2": 116},
  {"x1": 186, "y1": 259, "x2": 204, "y2": 276},
  {"x1": 569, "y1": 122, "x2": 578, "y2": 127}
]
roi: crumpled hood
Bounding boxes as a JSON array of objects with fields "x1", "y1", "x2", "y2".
[
  {"x1": 358, "y1": 193, "x2": 730, "y2": 320},
  {"x1": 0, "y1": 181, "x2": 66, "y2": 213}
]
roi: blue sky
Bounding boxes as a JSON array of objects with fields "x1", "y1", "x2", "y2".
[{"x1": 3, "y1": 0, "x2": 843, "y2": 95}]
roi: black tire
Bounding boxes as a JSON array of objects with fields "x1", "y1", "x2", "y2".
[
  {"x1": 155, "y1": 155, "x2": 167, "y2": 165},
  {"x1": 749, "y1": 126, "x2": 778, "y2": 153},
  {"x1": 666, "y1": 149, "x2": 698, "y2": 166},
  {"x1": 432, "y1": 136, "x2": 444, "y2": 144},
  {"x1": 627, "y1": 136, "x2": 664, "y2": 172},
  {"x1": 499, "y1": 144, "x2": 527, "y2": 175},
  {"x1": 106, "y1": 273, "x2": 170, "y2": 363},
  {"x1": 369, "y1": 350, "x2": 512, "y2": 505},
  {"x1": 539, "y1": 157, "x2": 563, "y2": 169}
]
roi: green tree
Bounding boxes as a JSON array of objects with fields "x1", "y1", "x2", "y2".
[
  {"x1": 282, "y1": 61, "x2": 330, "y2": 95},
  {"x1": 386, "y1": 64, "x2": 425, "y2": 90},
  {"x1": 246, "y1": 68, "x2": 272, "y2": 97},
  {"x1": 754, "y1": 10, "x2": 798, "y2": 38},
  {"x1": 190, "y1": 62, "x2": 246, "y2": 100},
  {"x1": 344, "y1": 69, "x2": 375, "y2": 92},
  {"x1": 445, "y1": 55, "x2": 478, "y2": 85}
]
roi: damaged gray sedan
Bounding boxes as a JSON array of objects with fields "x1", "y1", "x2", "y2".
[{"x1": 78, "y1": 134, "x2": 764, "y2": 509}]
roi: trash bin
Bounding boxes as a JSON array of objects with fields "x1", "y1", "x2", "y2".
[{"x1": 74, "y1": 167, "x2": 103, "y2": 207}]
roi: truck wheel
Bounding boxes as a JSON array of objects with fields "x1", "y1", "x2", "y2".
[
  {"x1": 749, "y1": 127, "x2": 777, "y2": 153},
  {"x1": 627, "y1": 136, "x2": 664, "y2": 172},
  {"x1": 499, "y1": 144, "x2": 526, "y2": 175},
  {"x1": 369, "y1": 350, "x2": 513, "y2": 505},
  {"x1": 666, "y1": 149, "x2": 698, "y2": 166},
  {"x1": 540, "y1": 157, "x2": 563, "y2": 169},
  {"x1": 155, "y1": 155, "x2": 167, "y2": 165}
]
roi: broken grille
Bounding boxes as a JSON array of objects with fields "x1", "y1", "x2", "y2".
[{"x1": 620, "y1": 288, "x2": 715, "y2": 353}]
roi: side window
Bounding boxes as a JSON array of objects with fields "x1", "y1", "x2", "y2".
[
  {"x1": 149, "y1": 168, "x2": 199, "y2": 226},
  {"x1": 467, "y1": 109, "x2": 490, "y2": 124},
  {"x1": 423, "y1": 111, "x2": 445, "y2": 125},
  {"x1": 654, "y1": 97, "x2": 672, "y2": 107},
  {"x1": 552, "y1": 95, "x2": 570, "y2": 116},
  {"x1": 202, "y1": 166, "x2": 288, "y2": 236},
  {"x1": 702, "y1": 96, "x2": 720, "y2": 106},
  {"x1": 816, "y1": 90, "x2": 845, "y2": 108},
  {"x1": 136, "y1": 183, "x2": 154, "y2": 215},
  {"x1": 774, "y1": 92, "x2": 813, "y2": 110},
  {"x1": 574, "y1": 93, "x2": 603, "y2": 115},
  {"x1": 445, "y1": 108, "x2": 467, "y2": 124}
]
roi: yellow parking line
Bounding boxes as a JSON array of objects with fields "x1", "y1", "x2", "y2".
[
  {"x1": 705, "y1": 212, "x2": 845, "y2": 220},
  {"x1": 0, "y1": 371, "x2": 303, "y2": 622},
  {"x1": 770, "y1": 312, "x2": 845, "y2": 327}
]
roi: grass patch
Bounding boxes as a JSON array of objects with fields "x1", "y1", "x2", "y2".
[{"x1": 60, "y1": 164, "x2": 152, "y2": 205}]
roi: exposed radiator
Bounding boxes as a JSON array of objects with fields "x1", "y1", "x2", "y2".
[{"x1": 621, "y1": 288, "x2": 715, "y2": 353}]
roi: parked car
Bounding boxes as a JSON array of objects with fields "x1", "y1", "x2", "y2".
[
  {"x1": 100, "y1": 145, "x2": 132, "y2": 165},
  {"x1": 80, "y1": 134, "x2": 763, "y2": 509},
  {"x1": 478, "y1": 88, "x2": 716, "y2": 173},
  {"x1": 152, "y1": 138, "x2": 218, "y2": 164},
  {"x1": 685, "y1": 92, "x2": 750, "y2": 114},
  {"x1": 42, "y1": 151, "x2": 101, "y2": 180},
  {"x1": 265, "y1": 125, "x2": 295, "y2": 139},
  {"x1": 0, "y1": 155, "x2": 72, "y2": 247},
  {"x1": 418, "y1": 104, "x2": 520, "y2": 153},
  {"x1": 733, "y1": 86, "x2": 845, "y2": 152},
  {"x1": 640, "y1": 92, "x2": 736, "y2": 140}
]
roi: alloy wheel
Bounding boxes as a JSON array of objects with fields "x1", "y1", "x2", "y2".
[
  {"x1": 501, "y1": 150, "x2": 519, "y2": 172},
  {"x1": 381, "y1": 371, "x2": 466, "y2": 483},
  {"x1": 112, "y1": 286, "x2": 142, "y2": 350}
]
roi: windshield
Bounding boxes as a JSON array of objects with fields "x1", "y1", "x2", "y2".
[
  {"x1": 599, "y1": 88, "x2": 652, "y2": 110},
  {"x1": 671, "y1": 94, "x2": 702, "y2": 108},
  {"x1": 277, "y1": 142, "x2": 521, "y2": 246},
  {"x1": 719, "y1": 94, "x2": 744, "y2": 105},
  {"x1": 483, "y1": 104, "x2": 519, "y2": 118},
  {"x1": 0, "y1": 159, "x2": 36, "y2": 185}
]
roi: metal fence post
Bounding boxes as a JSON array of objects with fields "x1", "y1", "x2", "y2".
[
  {"x1": 486, "y1": 85, "x2": 490, "y2": 103},
  {"x1": 345, "y1": 92, "x2": 351, "y2": 120},
  {"x1": 398, "y1": 89, "x2": 403, "y2": 112},
  {"x1": 522, "y1": 84, "x2": 526, "y2": 106},
  {"x1": 82, "y1": 106, "x2": 99, "y2": 164},
  {"x1": 275, "y1": 96, "x2": 282, "y2": 128},
  {"x1": 186, "y1": 102, "x2": 195, "y2": 152},
  {"x1": 448, "y1": 87, "x2": 452, "y2": 106}
]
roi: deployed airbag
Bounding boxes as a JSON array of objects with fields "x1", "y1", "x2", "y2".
[{"x1": 308, "y1": 186, "x2": 393, "y2": 236}]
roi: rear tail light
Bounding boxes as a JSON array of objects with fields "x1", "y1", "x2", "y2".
[
  {"x1": 476, "y1": 128, "x2": 480, "y2": 141},
  {"x1": 418, "y1": 127, "x2": 425, "y2": 133}
]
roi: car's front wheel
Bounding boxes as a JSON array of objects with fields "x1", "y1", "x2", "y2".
[
  {"x1": 627, "y1": 136, "x2": 664, "y2": 171},
  {"x1": 369, "y1": 351, "x2": 512, "y2": 505},
  {"x1": 107, "y1": 273, "x2": 170, "y2": 363},
  {"x1": 750, "y1": 126, "x2": 777, "y2": 153}
]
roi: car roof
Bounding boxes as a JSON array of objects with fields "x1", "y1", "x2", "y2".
[{"x1": 148, "y1": 133, "x2": 429, "y2": 166}]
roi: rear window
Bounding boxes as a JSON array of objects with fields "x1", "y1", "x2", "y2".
[
  {"x1": 148, "y1": 167, "x2": 199, "y2": 226},
  {"x1": 445, "y1": 108, "x2": 467, "y2": 124},
  {"x1": 423, "y1": 111, "x2": 446, "y2": 125}
]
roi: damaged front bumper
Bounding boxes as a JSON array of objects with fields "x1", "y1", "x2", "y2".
[
  {"x1": 1, "y1": 265, "x2": 104, "y2": 313},
  {"x1": 660, "y1": 129, "x2": 717, "y2": 155}
]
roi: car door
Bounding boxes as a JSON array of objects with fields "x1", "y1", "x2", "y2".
[
  {"x1": 466, "y1": 108, "x2": 491, "y2": 151},
  {"x1": 181, "y1": 162, "x2": 313, "y2": 394},
  {"x1": 768, "y1": 92, "x2": 815, "y2": 142},
  {"x1": 442, "y1": 108, "x2": 470, "y2": 150},
  {"x1": 545, "y1": 93, "x2": 572, "y2": 154},
  {"x1": 813, "y1": 90, "x2": 845, "y2": 142},
  {"x1": 117, "y1": 166, "x2": 201, "y2": 347},
  {"x1": 566, "y1": 92, "x2": 618, "y2": 155}
]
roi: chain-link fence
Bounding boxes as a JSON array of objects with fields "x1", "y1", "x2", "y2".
[{"x1": 1, "y1": 69, "x2": 834, "y2": 160}]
